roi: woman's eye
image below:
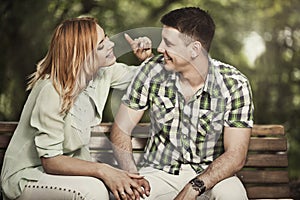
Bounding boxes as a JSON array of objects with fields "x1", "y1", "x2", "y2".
[
  {"x1": 97, "y1": 35, "x2": 108, "y2": 51},
  {"x1": 97, "y1": 45, "x2": 104, "y2": 51}
]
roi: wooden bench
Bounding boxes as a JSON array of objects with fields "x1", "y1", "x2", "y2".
[{"x1": 0, "y1": 121, "x2": 291, "y2": 199}]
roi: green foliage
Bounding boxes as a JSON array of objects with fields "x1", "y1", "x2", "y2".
[{"x1": 0, "y1": 0, "x2": 299, "y2": 178}]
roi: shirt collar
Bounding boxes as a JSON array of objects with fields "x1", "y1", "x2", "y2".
[
  {"x1": 203, "y1": 56, "x2": 221, "y2": 98},
  {"x1": 154, "y1": 55, "x2": 222, "y2": 99},
  {"x1": 203, "y1": 57, "x2": 214, "y2": 93},
  {"x1": 162, "y1": 56, "x2": 216, "y2": 97}
]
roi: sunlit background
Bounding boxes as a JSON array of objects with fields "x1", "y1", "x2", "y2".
[{"x1": 0, "y1": 0, "x2": 299, "y2": 197}]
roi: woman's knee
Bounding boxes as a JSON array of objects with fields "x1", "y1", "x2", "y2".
[
  {"x1": 19, "y1": 176, "x2": 110, "y2": 200},
  {"x1": 77, "y1": 176, "x2": 109, "y2": 199}
]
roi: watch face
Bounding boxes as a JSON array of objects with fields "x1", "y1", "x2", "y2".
[
  {"x1": 190, "y1": 178, "x2": 206, "y2": 196},
  {"x1": 193, "y1": 178, "x2": 204, "y2": 187}
]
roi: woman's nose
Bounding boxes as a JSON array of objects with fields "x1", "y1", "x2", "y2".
[{"x1": 108, "y1": 39, "x2": 115, "y2": 48}]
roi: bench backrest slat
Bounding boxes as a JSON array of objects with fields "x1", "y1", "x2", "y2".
[
  {"x1": 245, "y1": 153, "x2": 288, "y2": 167},
  {"x1": 0, "y1": 135, "x2": 12, "y2": 149},
  {"x1": 252, "y1": 124, "x2": 285, "y2": 136},
  {"x1": 249, "y1": 137, "x2": 287, "y2": 151},
  {"x1": 238, "y1": 170, "x2": 289, "y2": 183},
  {"x1": 0, "y1": 121, "x2": 18, "y2": 133}
]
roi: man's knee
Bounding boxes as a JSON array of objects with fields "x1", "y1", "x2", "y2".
[{"x1": 210, "y1": 176, "x2": 248, "y2": 200}]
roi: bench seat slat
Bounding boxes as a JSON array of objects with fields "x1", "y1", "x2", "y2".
[{"x1": 246, "y1": 185, "x2": 291, "y2": 199}]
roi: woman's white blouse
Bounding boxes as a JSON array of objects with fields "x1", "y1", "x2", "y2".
[{"x1": 1, "y1": 62, "x2": 137, "y2": 199}]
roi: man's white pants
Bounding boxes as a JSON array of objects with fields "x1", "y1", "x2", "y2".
[{"x1": 139, "y1": 165, "x2": 248, "y2": 200}]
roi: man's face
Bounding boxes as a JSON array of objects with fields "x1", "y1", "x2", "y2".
[{"x1": 157, "y1": 26, "x2": 193, "y2": 72}]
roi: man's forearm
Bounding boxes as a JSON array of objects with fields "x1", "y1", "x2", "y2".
[
  {"x1": 110, "y1": 123, "x2": 138, "y2": 173},
  {"x1": 197, "y1": 149, "x2": 246, "y2": 190},
  {"x1": 197, "y1": 127, "x2": 250, "y2": 190}
]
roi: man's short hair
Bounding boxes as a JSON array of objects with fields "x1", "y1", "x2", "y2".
[{"x1": 160, "y1": 7, "x2": 215, "y2": 52}]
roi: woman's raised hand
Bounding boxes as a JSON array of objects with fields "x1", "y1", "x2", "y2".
[{"x1": 125, "y1": 33, "x2": 153, "y2": 61}]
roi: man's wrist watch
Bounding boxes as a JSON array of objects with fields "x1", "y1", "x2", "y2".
[{"x1": 189, "y1": 177, "x2": 206, "y2": 196}]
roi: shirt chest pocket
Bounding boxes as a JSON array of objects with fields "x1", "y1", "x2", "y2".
[
  {"x1": 197, "y1": 109, "x2": 224, "y2": 137},
  {"x1": 63, "y1": 112, "x2": 92, "y2": 152},
  {"x1": 151, "y1": 96, "x2": 176, "y2": 124},
  {"x1": 66, "y1": 92, "x2": 95, "y2": 147},
  {"x1": 62, "y1": 119, "x2": 91, "y2": 153},
  {"x1": 70, "y1": 120, "x2": 91, "y2": 145}
]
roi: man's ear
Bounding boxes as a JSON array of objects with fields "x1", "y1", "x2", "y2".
[{"x1": 191, "y1": 41, "x2": 202, "y2": 59}]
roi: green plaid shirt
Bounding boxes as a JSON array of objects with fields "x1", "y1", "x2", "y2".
[{"x1": 122, "y1": 55, "x2": 254, "y2": 175}]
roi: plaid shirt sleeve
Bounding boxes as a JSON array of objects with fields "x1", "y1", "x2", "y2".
[
  {"x1": 223, "y1": 71, "x2": 254, "y2": 128},
  {"x1": 122, "y1": 55, "x2": 163, "y2": 110}
]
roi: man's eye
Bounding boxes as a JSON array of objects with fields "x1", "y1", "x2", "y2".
[{"x1": 165, "y1": 40, "x2": 172, "y2": 47}]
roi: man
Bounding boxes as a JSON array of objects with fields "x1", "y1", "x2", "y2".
[{"x1": 111, "y1": 7, "x2": 254, "y2": 200}]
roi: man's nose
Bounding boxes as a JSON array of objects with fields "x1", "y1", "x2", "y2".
[{"x1": 157, "y1": 41, "x2": 165, "y2": 54}]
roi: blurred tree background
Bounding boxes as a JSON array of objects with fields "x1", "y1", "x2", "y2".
[{"x1": 0, "y1": 0, "x2": 299, "y2": 192}]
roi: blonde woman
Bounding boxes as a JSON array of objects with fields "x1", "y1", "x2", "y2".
[{"x1": 1, "y1": 17, "x2": 152, "y2": 200}]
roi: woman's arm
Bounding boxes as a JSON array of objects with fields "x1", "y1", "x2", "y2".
[{"x1": 41, "y1": 155, "x2": 145, "y2": 200}]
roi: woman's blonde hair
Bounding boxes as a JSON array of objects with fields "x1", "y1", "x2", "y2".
[{"x1": 27, "y1": 17, "x2": 100, "y2": 114}]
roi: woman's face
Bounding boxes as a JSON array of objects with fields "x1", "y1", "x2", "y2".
[{"x1": 95, "y1": 25, "x2": 116, "y2": 67}]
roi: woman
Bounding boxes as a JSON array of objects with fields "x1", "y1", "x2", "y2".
[{"x1": 1, "y1": 17, "x2": 152, "y2": 200}]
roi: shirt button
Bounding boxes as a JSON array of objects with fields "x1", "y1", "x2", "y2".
[{"x1": 184, "y1": 106, "x2": 191, "y2": 114}]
